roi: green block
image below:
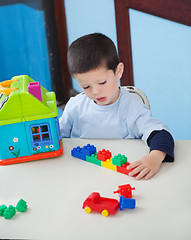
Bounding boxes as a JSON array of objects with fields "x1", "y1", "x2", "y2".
[
  {"x1": 112, "y1": 154, "x2": 127, "y2": 167},
  {"x1": 86, "y1": 153, "x2": 101, "y2": 166},
  {"x1": 0, "y1": 205, "x2": 7, "y2": 216},
  {"x1": 3, "y1": 205, "x2": 16, "y2": 219},
  {"x1": 16, "y1": 199, "x2": 27, "y2": 212}
]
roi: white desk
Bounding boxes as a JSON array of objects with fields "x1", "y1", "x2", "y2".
[{"x1": 0, "y1": 139, "x2": 191, "y2": 240}]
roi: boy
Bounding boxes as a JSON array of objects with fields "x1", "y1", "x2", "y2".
[{"x1": 59, "y1": 33, "x2": 174, "y2": 180}]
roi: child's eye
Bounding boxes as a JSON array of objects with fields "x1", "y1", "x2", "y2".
[
  {"x1": 99, "y1": 81, "x2": 106, "y2": 85},
  {"x1": 83, "y1": 86, "x2": 90, "y2": 90}
]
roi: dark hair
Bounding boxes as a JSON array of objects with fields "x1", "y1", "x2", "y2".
[{"x1": 67, "y1": 33, "x2": 119, "y2": 75}]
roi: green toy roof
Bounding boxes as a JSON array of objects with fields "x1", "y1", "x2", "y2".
[{"x1": 0, "y1": 75, "x2": 58, "y2": 126}]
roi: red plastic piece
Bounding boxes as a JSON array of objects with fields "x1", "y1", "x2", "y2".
[
  {"x1": 116, "y1": 162, "x2": 132, "y2": 175},
  {"x1": 97, "y1": 149, "x2": 112, "y2": 161},
  {"x1": 82, "y1": 192, "x2": 120, "y2": 216},
  {"x1": 113, "y1": 184, "x2": 135, "y2": 198}
]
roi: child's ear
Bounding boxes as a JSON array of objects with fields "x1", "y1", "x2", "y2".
[{"x1": 115, "y1": 63, "x2": 124, "y2": 79}]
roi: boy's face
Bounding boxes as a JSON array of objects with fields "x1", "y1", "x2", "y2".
[{"x1": 74, "y1": 63, "x2": 124, "y2": 105}]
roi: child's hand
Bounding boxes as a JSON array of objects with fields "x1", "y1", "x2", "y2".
[{"x1": 127, "y1": 150, "x2": 166, "y2": 180}]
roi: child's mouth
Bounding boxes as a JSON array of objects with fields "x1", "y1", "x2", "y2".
[{"x1": 96, "y1": 97, "x2": 106, "y2": 102}]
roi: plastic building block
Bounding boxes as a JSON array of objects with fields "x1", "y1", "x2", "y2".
[
  {"x1": 114, "y1": 184, "x2": 135, "y2": 198},
  {"x1": 97, "y1": 149, "x2": 112, "y2": 161},
  {"x1": 3, "y1": 205, "x2": 16, "y2": 219},
  {"x1": 28, "y1": 82, "x2": 42, "y2": 101},
  {"x1": 119, "y1": 196, "x2": 136, "y2": 210},
  {"x1": 86, "y1": 153, "x2": 101, "y2": 166},
  {"x1": 112, "y1": 154, "x2": 127, "y2": 167},
  {"x1": 16, "y1": 199, "x2": 27, "y2": 212},
  {"x1": 0, "y1": 205, "x2": 7, "y2": 216},
  {"x1": 83, "y1": 192, "x2": 120, "y2": 217},
  {"x1": 81, "y1": 144, "x2": 96, "y2": 156},
  {"x1": 71, "y1": 144, "x2": 137, "y2": 177},
  {"x1": 0, "y1": 199, "x2": 28, "y2": 220},
  {"x1": 116, "y1": 162, "x2": 132, "y2": 175},
  {"x1": 117, "y1": 164, "x2": 137, "y2": 177},
  {"x1": 71, "y1": 144, "x2": 96, "y2": 161},
  {"x1": 101, "y1": 158, "x2": 117, "y2": 171},
  {"x1": 71, "y1": 146, "x2": 86, "y2": 160}
]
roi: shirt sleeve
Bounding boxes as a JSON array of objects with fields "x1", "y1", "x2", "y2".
[
  {"x1": 147, "y1": 129, "x2": 174, "y2": 162},
  {"x1": 59, "y1": 100, "x2": 73, "y2": 138}
]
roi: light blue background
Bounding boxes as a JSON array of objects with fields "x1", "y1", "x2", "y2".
[
  {"x1": 130, "y1": 9, "x2": 191, "y2": 140},
  {"x1": 64, "y1": 0, "x2": 191, "y2": 140},
  {"x1": 64, "y1": 0, "x2": 118, "y2": 92}
]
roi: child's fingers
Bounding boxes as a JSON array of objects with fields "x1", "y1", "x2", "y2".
[
  {"x1": 135, "y1": 168, "x2": 150, "y2": 180},
  {"x1": 144, "y1": 169, "x2": 158, "y2": 180},
  {"x1": 127, "y1": 161, "x2": 141, "y2": 170},
  {"x1": 128, "y1": 164, "x2": 144, "y2": 177}
]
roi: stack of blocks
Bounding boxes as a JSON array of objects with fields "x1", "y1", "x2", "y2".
[{"x1": 71, "y1": 144, "x2": 133, "y2": 176}]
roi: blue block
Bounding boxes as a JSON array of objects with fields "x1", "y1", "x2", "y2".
[
  {"x1": 71, "y1": 146, "x2": 86, "y2": 160},
  {"x1": 119, "y1": 196, "x2": 136, "y2": 210},
  {"x1": 71, "y1": 144, "x2": 96, "y2": 161},
  {"x1": 81, "y1": 144, "x2": 96, "y2": 156}
]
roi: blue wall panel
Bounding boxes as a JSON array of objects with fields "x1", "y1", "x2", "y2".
[
  {"x1": 0, "y1": 0, "x2": 51, "y2": 91},
  {"x1": 64, "y1": 0, "x2": 118, "y2": 92},
  {"x1": 130, "y1": 9, "x2": 191, "y2": 140}
]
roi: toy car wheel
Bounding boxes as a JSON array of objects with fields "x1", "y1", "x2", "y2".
[
  {"x1": 84, "y1": 206, "x2": 92, "y2": 214},
  {"x1": 102, "y1": 209, "x2": 109, "y2": 217}
]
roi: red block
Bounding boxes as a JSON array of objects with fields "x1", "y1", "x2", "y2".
[
  {"x1": 97, "y1": 149, "x2": 112, "y2": 161},
  {"x1": 116, "y1": 163, "x2": 130, "y2": 175},
  {"x1": 113, "y1": 184, "x2": 135, "y2": 198},
  {"x1": 117, "y1": 163, "x2": 137, "y2": 177}
]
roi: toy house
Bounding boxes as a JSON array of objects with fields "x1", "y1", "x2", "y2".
[{"x1": 0, "y1": 75, "x2": 63, "y2": 165}]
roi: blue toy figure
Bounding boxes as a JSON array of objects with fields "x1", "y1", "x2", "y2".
[{"x1": 119, "y1": 196, "x2": 136, "y2": 210}]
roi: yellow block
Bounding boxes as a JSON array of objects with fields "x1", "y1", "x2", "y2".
[{"x1": 101, "y1": 158, "x2": 117, "y2": 171}]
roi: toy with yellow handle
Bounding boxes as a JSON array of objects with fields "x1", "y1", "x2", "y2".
[{"x1": 0, "y1": 79, "x2": 18, "y2": 95}]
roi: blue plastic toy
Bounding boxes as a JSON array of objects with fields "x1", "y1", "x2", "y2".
[
  {"x1": 119, "y1": 196, "x2": 136, "y2": 210},
  {"x1": 71, "y1": 144, "x2": 96, "y2": 161}
]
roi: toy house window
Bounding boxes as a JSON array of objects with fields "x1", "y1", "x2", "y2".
[{"x1": 31, "y1": 124, "x2": 52, "y2": 146}]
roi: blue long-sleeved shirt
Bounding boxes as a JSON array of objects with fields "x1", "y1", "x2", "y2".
[
  {"x1": 59, "y1": 87, "x2": 174, "y2": 161},
  {"x1": 147, "y1": 130, "x2": 174, "y2": 162}
]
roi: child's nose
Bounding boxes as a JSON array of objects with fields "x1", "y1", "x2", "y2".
[{"x1": 92, "y1": 86, "x2": 101, "y2": 95}]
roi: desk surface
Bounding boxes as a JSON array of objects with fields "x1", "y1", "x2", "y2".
[{"x1": 0, "y1": 139, "x2": 191, "y2": 240}]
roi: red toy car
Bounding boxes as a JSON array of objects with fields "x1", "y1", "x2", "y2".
[{"x1": 82, "y1": 192, "x2": 120, "y2": 217}]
